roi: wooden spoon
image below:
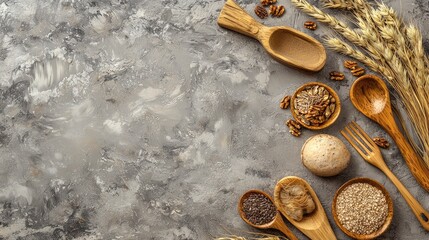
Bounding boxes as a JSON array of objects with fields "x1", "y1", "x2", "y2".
[
  {"x1": 350, "y1": 75, "x2": 429, "y2": 192},
  {"x1": 238, "y1": 190, "x2": 298, "y2": 240},
  {"x1": 273, "y1": 176, "x2": 337, "y2": 240},
  {"x1": 217, "y1": 0, "x2": 326, "y2": 72}
]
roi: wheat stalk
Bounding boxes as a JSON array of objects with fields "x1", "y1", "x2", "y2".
[
  {"x1": 291, "y1": 0, "x2": 429, "y2": 166},
  {"x1": 325, "y1": 38, "x2": 392, "y2": 79},
  {"x1": 323, "y1": 0, "x2": 352, "y2": 10},
  {"x1": 406, "y1": 25, "x2": 427, "y2": 87}
]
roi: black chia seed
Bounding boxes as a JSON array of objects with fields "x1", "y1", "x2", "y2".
[{"x1": 242, "y1": 193, "x2": 276, "y2": 225}]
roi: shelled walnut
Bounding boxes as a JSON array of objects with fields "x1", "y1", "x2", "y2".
[
  {"x1": 261, "y1": 0, "x2": 277, "y2": 6},
  {"x1": 344, "y1": 60, "x2": 358, "y2": 70},
  {"x1": 330, "y1": 71, "x2": 345, "y2": 81},
  {"x1": 254, "y1": 5, "x2": 268, "y2": 19},
  {"x1": 280, "y1": 95, "x2": 291, "y2": 109},
  {"x1": 373, "y1": 137, "x2": 390, "y2": 149},
  {"x1": 286, "y1": 119, "x2": 302, "y2": 137},
  {"x1": 269, "y1": 5, "x2": 285, "y2": 17},
  {"x1": 351, "y1": 67, "x2": 365, "y2": 76},
  {"x1": 304, "y1": 21, "x2": 317, "y2": 30}
]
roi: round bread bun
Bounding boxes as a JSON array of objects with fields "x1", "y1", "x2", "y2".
[{"x1": 301, "y1": 134, "x2": 351, "y2": 177}]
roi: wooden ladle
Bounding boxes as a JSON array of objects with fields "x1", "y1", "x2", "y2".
[
  {"x1": 238, "y1": 190, "x2": 298, "y2": 240},
  {"x1": 217, "y1": 0, "x2": 326, "y2": 72},
  {"x1": 350, "y1": 75, "x2": 429, "y2": 192},
  {"x1": 273, "y1": 176, "x2": 337, "y2": 240}
]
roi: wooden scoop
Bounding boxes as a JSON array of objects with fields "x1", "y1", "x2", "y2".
[
  {"x1": 238, "y1": 190, "x2": 298, "y2": 240},
  {"x1": 350, "y1": 75, "x2": 429, "y2": 192},
  {"x1": 273, "y1": 176, "x2": 337, "y2": 240},
  {"x1": 217, "y1": 0, "x2": 326, "y2": 72}
]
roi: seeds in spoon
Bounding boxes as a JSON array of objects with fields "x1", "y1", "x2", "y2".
[{"x1": 241, "y1": 193, "x2": 276, "y2": 225}]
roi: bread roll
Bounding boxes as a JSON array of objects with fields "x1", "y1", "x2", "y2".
[{"x1": 301, "y1": 134, "x2": 350, "y2": 177}]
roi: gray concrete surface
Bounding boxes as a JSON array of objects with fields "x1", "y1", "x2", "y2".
[{"x1": 0, "y1": 0, "x2": 428, "y2": 239}]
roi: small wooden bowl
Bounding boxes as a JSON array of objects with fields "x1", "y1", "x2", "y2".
[
  {"x1": 332, "y1": 177, "x2": 394, "y2": 239},
  {"x1": 290, "y1": 82, "x2": 341, "y2": 130}
]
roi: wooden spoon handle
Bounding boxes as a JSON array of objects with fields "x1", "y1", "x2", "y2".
[
  {"x1": 384, "y1": 123, "x2": 429, "y2": 192},
  {"x1": 217, "y1": 0, "x2": 262, "y2": 39},
  {"x1": 381, "y1": 166, "x2": 429, "y2": 231},
  {"x1": 272, "y1": 217, "x2": 298, "y2": 240}
]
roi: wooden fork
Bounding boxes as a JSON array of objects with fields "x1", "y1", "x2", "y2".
[{"x1": 341, "y1": 121, "x2": 429, "y2": 231}]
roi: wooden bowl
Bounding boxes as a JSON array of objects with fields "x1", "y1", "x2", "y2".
[
  {"x1": 332, "y1": 177, "x2": 394, "y2": 239},
  {"x1": 290, "y1": 82, "x2": 341, "y2": 130}
]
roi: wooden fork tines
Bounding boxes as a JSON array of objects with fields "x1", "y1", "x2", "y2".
[
  {"x1": 341, "y1": 121, "x2": 429, "y2": 231},
  {"x1": 341, "y1": 121, "x2": 384, "y2": 168}
]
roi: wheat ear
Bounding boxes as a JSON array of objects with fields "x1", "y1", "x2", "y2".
[{"x1": 406, "y1": 25, "x2": 427, "y2": 88}]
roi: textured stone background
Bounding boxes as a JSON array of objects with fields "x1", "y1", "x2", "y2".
[{"x1": 0, "y1": 0, "x2": 428, "y2": 239}]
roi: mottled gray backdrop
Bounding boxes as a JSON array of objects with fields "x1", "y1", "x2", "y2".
[{"x1": 0, "y1": 0, "x2": 428, "y2": 239}]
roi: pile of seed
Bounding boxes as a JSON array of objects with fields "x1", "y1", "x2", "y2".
[
  {"x1": 242, "y1": 193, "x2": 276, "y2": 225},
  {"x1": 335, "y1": 183, "x2": 388, "y2": 235}
]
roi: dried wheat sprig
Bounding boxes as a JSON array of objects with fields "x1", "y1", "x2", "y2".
[
  {"x1": 291, "y1": 0, "x2": 400, "y2": 68},
  {"x1": 372, "y1": 6, "x2": 419, "y2": 82},
  {"x1": 372, "y1": 7, "x2": 429, "y2": 125},
  {"x1": 325, "y1": 38, "x2": 392, "y2": 79},
  {"x1": 323, "y1": 0, "x2": 353, "y2": 10},
  {"x1": 290, "y1": 0, "x2": 360, "y2": 43},
  {"x1": 406, "y1": 25, "x2": 427, "y2": 87},
  {"x1": 425, "y1": 56, "x2": 429, "y2": 88},
  {"x1": 323, "y1": 0, "x2": 369, "y2": 12},
  {"x1": 293, "y1": 0, "x2": 408, "y2": 89},
  {"x1": 290, "y1": 0, "x2": 385, "y2": 64}
]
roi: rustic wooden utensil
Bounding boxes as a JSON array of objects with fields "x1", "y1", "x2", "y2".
[
  {"x1": 332, "y1": 177, "x2": 394, "y2": 239},
  {"x1": 217, "y1": 0, "x2": 326, "y2": 72},
  {"x1": 238, "y1": 190, "x2": 298, "y2": 240},
  {"x1": 273, "y1": 176, "x2": 337, "y2": 240},
  {"x1": 290, "y1": 82, "x2": 341, "y2": 130},
  {"x1": 350, "y1": 74, "x2": 429, "y2": 192},
  {"x1": 341, "y1": 121, "x2": 429, "y2": 231}
]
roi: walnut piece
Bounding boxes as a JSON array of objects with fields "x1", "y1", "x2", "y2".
[
  {"x1": 280, "y1": 95, "x2": 291, "y2": 109},
  {"x1": 269, "y1": 5, "x2": 285, "y2": 17},
  {"x1": 286, "y1": 119, "x2": 302, "y2": 137},
  {"x1": 344, "y1": 60, "x2": 358, "y2": 70},
  {"x1": 304, "y1": 21, "x2": 317, "y2": 30},
  {"x1": 254, "y1": 5, "x2": 268, "y2": 19},
  {"x1": 351, "y1": 67, "x2": 365, "y2": 76},
  {"x1": 373, "y1": 137, "x2": 390, "y2": 149},
  {"x1": 261, "y1": 0, "x2": 277, "y2": 6},
  {"x1": 329, "y1": 71, "x2": 345, "y2": 81}
]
